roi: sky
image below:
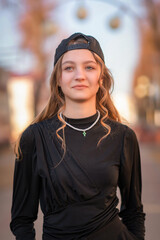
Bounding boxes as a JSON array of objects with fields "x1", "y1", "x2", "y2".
[{"x1": 0, "y1": 0, "x2": 141, "y2": 95}]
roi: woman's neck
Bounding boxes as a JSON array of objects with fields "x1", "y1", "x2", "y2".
[{"x1": 62, "y1": 101, "x2": 97, "y2": 119}]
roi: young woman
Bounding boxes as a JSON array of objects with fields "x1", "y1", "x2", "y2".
[{"x1": 10, "y1": 33, "x2": 145, "y2": 240}]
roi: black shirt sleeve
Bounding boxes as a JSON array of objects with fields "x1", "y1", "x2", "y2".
[
  {"x1": 10, "y1": 126, "x2": 40, "y2": 240},
  {"x1": 118, "y1": 127, "x2": 145, "y2": 240}
]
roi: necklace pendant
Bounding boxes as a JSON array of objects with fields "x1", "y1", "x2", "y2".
[{"x1": 83, "y1": 131, "x2": 86, "y2": 137}]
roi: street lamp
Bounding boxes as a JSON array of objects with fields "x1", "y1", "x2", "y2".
[
  {"x1": 74, "y1": 0, "x2": 142, "y2": 29},
  {"x1": 76, "y1": 5, "x2": 88, "y2": 19}
]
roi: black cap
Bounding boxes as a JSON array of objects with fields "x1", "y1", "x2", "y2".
[{"x1": 54, "y1": 32, "x2": 104, "y2": 66}]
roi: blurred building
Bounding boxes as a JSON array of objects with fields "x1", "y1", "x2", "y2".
[
  {"x1": 133, "y1": 1, "x2": 160, "y2": 128},
  {"x1": 0, "y1": 68, "x2": 10, "y2": 146},
  {"x1": 132, "y1": 1, "x2": 160, "y2": 143}
]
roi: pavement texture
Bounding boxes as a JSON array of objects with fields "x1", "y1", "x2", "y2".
[{"x1": 0, "y1": 142, "x2": 160, "y2": 240}]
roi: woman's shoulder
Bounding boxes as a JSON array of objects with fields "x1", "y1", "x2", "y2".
[
  {"x1": 106, "y1": 118, "x2": 137, "y2": 139},
  {"x1": 38, "y1": 114, "x2": 60, "y2": 130},
  {"x1": 20, "y1": 124, "x2": 36, "y2": 145},
  {"x1": 25, "y1": 114, "x2": 60, "y2": 136}
]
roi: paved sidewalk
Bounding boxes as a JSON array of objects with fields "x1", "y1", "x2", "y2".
[
  {"x1": 0, "y1": 143, "x2": 160, "y2": 240},
  {"x1": 140, "y1": 143, "x2": 160, "y2": 240}
]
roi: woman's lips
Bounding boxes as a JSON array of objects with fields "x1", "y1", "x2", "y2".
[{"x1": 72, "y1": 85, "x2": 88, "y2": 89}]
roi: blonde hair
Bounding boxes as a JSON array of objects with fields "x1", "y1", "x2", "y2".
[{"x1": 15, "y1": 38, "x2": 121, "y2": 163}]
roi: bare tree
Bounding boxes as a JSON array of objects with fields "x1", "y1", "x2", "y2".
[
  {"x1": 18, "y1": 0, "x2": 56, "y2": 114},
  {"x1": 133, "y1": 0, "x2": 160, "y2": 125}
]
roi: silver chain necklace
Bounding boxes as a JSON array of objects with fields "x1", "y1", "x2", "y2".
[{"x1": 59, "y1": 110, "x2": 100, "y2": 137}]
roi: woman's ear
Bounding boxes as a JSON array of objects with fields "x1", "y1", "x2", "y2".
[{"x1": 99, "y1": 79, "x2": 103, "y2": 85}]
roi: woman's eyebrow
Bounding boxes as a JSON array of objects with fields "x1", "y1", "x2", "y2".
[
  {"x1": 62, "y1": 60, "x2": 97, "y2": 65},
  {"x1": 83, "y1": 60, "x2": 97, "y2": 64},
  {"x1": 62, "y1": 61, "x2": 74, "y2": 65}
]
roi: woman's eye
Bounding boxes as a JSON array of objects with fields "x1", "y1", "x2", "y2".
[
  {"x1": 64, "y1": 66, "x2": 73, "y2": 71},
  {"x1": 86, "y1": 66, "x2": 94, "y2": 70}
]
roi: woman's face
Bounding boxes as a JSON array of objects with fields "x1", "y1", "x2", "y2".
[{"x1": 59, "y1": 49, "x2": 101, "y2": 104}]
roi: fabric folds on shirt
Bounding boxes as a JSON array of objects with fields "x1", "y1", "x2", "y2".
[{"x1": 10, "y1": 112, "x2": 145, "y2": 240}]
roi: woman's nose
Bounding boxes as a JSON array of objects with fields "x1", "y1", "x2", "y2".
[{"x1": 74, "y1": 67, "x2": 85, "y2": 81}]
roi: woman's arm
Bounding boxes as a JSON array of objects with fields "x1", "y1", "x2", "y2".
[
  {"x1": 118, "y1": 127, "x2": 145, "y2": 240},
  {"x1": 10, "y1": 126, "x2": 40, "y2": 240}
]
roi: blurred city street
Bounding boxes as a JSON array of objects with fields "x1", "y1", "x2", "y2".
[
  {"x1": 0, "y1": 0, "x2": 160, "y2": 240},
  {"x1": 0, "y1": 141, "x2": 160, "y2": 240}
]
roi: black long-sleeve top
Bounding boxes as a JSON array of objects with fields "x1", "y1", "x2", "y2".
[{"x1": 10, "y1": 112, "x2": 145, "y2": 240}]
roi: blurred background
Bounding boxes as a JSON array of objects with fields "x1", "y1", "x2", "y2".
[{"x1": 0, "y1": 0, "x2": 160, "y2": 239}]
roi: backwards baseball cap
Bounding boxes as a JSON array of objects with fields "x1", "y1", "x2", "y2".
[{"x1": 54, "y1": 32, "x2": 104, "y2": 66}]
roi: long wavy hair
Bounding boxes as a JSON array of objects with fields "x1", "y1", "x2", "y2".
[{"x1": 15, "y1": 37, "x2": 121, "y2": 162}]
